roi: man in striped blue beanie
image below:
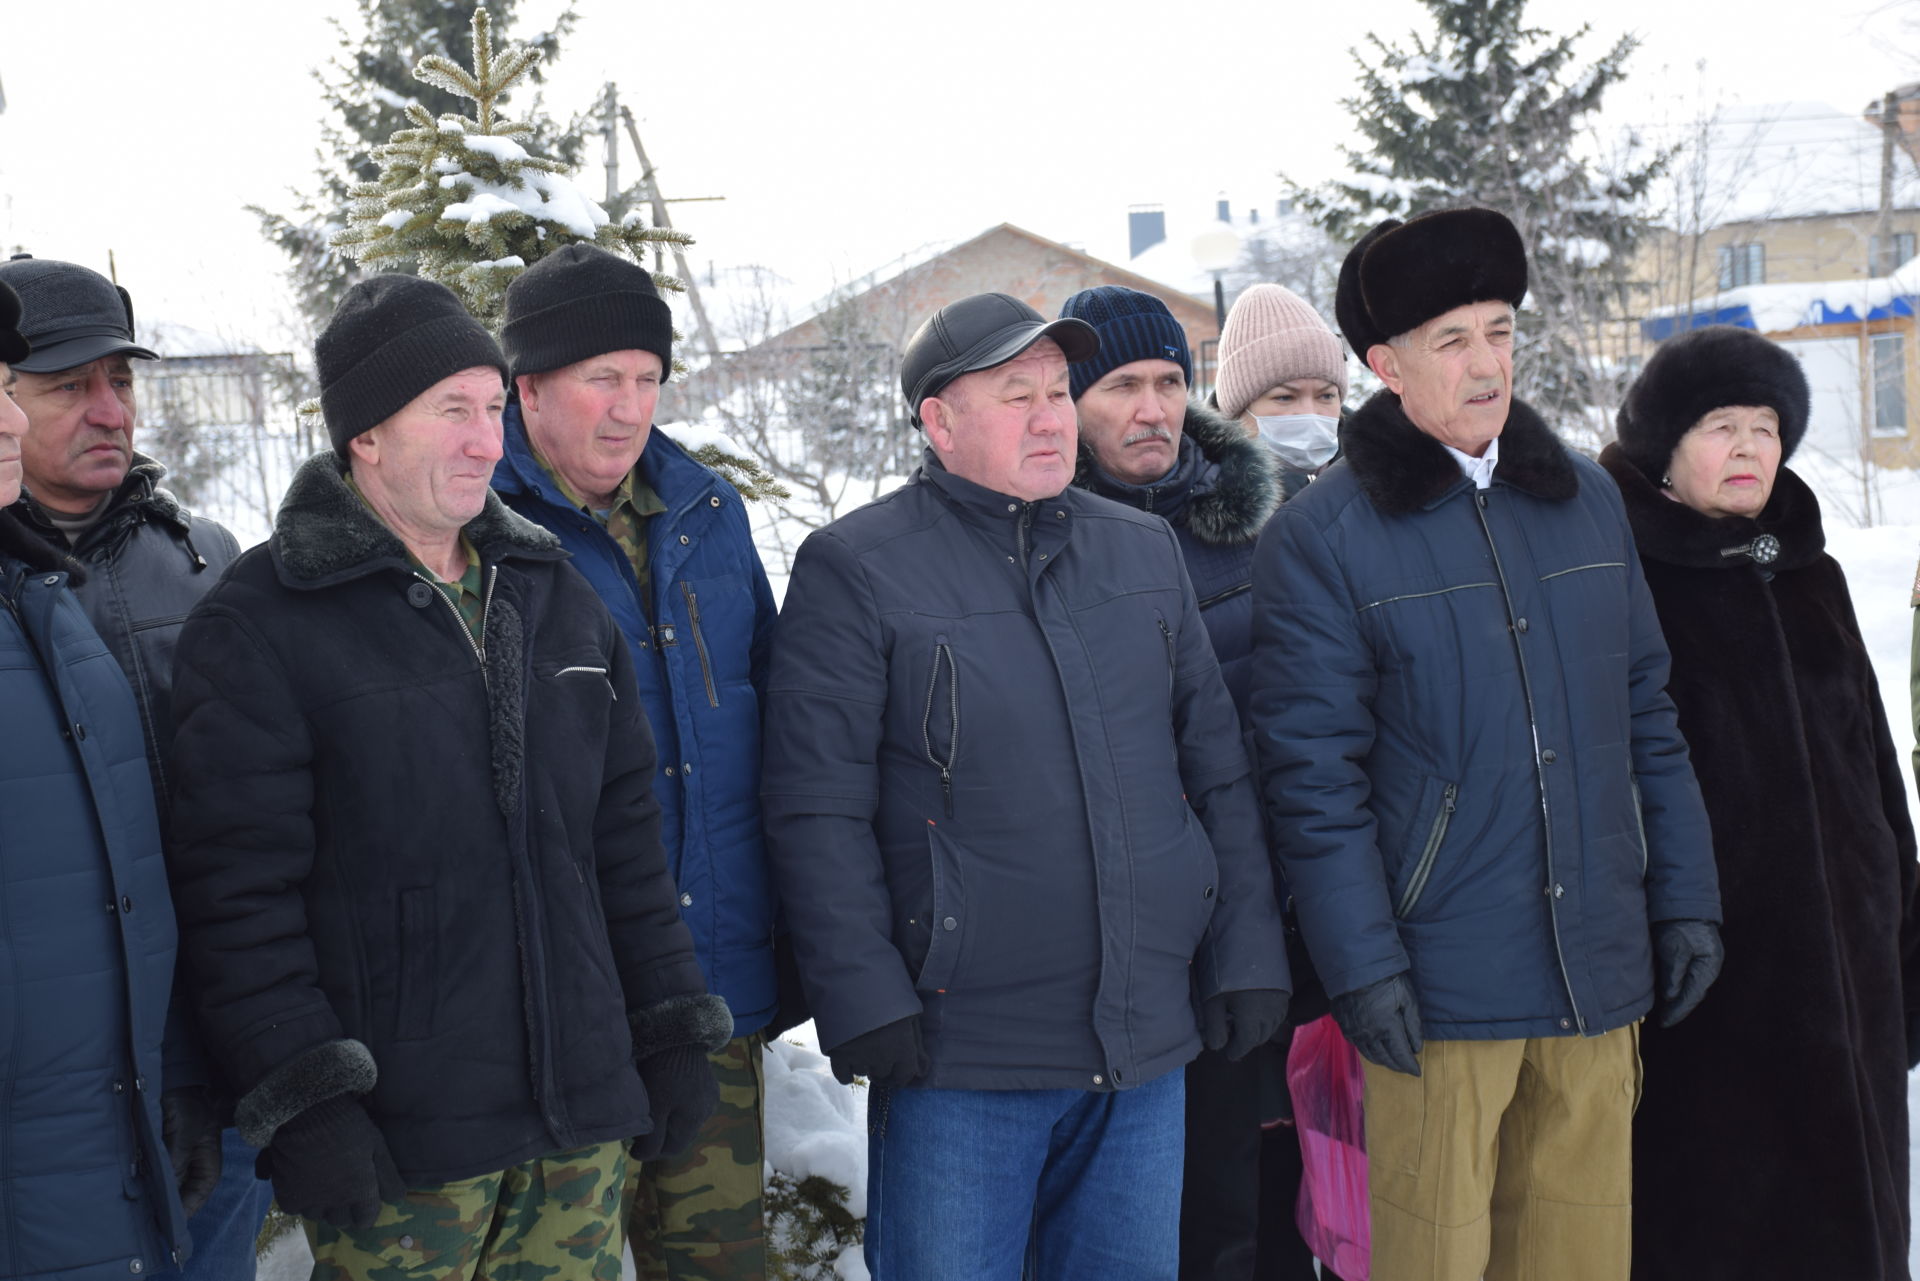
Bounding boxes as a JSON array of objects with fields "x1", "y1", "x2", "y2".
[
  {"x1": 1060, "y1": 286, "x2": 1194, "y2": 403},
  {"x1": 1062, "y1": 281, "x2": 1303, "y2": 1279}
]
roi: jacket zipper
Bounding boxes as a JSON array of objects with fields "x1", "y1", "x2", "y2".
[
  {"x1": 1396, "y1": 783, "x2": 1458, "y2": 918},
  {"x1": 417, "y1": 565, "x2": 494, "y2": 681},
  {"x1": 1473, "y1": 491, "x2": 1585, "y2": 1033},
  {"x1": 921, "y1": 637, "x2": 959, "y2": 818},
  {"x1": 680, "y1": 582, "x2": 720, "y2": 707},
  {"x1": 1156, "y1": 614, "x2": 1176, "y2": 700},
  {"x1": 1197, "y1": 581, "x2": 1251, "y2": 610},
  {"x1": 1016, "y1": 504, "x2": 1035, "y2": 569},
  {"x1": 1630, "y1": 777, "x2": 1648, "y2": 875}
]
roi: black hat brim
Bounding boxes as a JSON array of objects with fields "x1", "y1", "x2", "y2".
[{"x1": 13, "y1": 334, "x2": 159, "y2": 373}]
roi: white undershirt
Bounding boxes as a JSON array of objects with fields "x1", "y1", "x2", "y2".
[{"x1": 1442, "y1": 435, "x2": 1500, "y2": 490}]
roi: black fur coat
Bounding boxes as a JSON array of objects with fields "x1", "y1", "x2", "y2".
[{"x1": 1601, "y1": 445, "x2": 1920, "y2": 1280}]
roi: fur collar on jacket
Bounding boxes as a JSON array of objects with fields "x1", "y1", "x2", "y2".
[
  {"x1": 272, "y1": 449, "x2": 562, "y2": 589},
  {"x1": 1341, "y1": 390, "x2": 1578, "y2": 515},
  {"x1": 1074, "y1": 399, "x2": 1279, "y2": 545},
  {"x1": 0, "y1": 508, "x2": 85, "y2": 581},
  {"x1": 1599, "y1": 442, "x2": 1825, "y2": 572}
]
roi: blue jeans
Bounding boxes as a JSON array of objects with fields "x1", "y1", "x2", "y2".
[
  {"x1": 153, "y1": 1129, "x2": 276, "y2": 1280},
  {"x1": 865, "y1": 1069, "x2": 1185, "y2": 1281}
]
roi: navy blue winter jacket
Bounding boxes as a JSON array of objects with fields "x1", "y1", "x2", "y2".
[
  {"x1": 0, "y1": 512, "x2": 188, "y2": 1278},
  {"x1": 762, "y1": 454, "x2": 1288, "y2": 1091},
  {"x1": 1250, "y1": 395, "x2": 1719, "y2": 1041},
  {"x1": 493, "y1": 407, "x2": 779, "y2": 1034}
]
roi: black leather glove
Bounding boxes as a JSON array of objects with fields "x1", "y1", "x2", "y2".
[
  {"x1": 765, "y1": 930, "x2": 812, "y2": 1040},
  {"x1": 1331, "y1": 972, "x2": 1423, "y2": 1076},
  {"x1": 1200, "y1": 989, "x2": 1291, "y2": 1061},
  {"x1": 259, "y1": 1095, "x2": 404, "y2": 1228},
  {"x1": 161, "y1": 1087, "x2": 223, "y2": 1218},
  {"x1": 827, "y1": 1014, "x2": 928, "y2": 1087},
  {"x1": 631, "y1": 1044, "x2": 720, "y2": 1163},
  {"x1": 1653, "y1": 918, "x2": 1724, "y2": 1027}
]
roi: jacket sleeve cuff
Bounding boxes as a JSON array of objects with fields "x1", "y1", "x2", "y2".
[
  {"x1": 629, "y1": 993, "x2": 734, "y2": 1059},
  {"x1": 233, "y1": 1038, "x2": 377, "y2": 1149}
]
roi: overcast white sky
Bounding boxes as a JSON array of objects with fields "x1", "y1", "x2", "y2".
[{"x1": 0, "y1": 0, "x2": 1912, "y2": 353}]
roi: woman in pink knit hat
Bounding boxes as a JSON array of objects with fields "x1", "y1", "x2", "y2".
[{"x1": 1216, "y1": 285, "x2": 1349, "y2": 500}]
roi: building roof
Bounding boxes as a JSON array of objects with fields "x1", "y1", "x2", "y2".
[
  {"x1": 757, "y1": 222, "x2": 1211, "y2": 349},
  {"x1": 1686, "y1": 101, "x2": 1920, "y2": 228}
]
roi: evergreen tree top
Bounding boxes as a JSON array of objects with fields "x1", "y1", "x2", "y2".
[
  {"x1": 332, "y1": 6, "x2": 691, "y2": 330},
  {"x1": 1287, "y1": 0, "x2": 1669, "y2": 436}
]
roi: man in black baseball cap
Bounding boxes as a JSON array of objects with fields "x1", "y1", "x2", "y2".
[
  {"x1": 900, "y1": 290, "x2": 1098, "y2": 426},
  {"x1": 763, "y1": 290, "x2": 1289, "y2": 1278}
]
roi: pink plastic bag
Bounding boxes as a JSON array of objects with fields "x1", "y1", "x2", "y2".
[{"x1": 1287, "y1": 1013, "x2": 1372, "y2": 1280}]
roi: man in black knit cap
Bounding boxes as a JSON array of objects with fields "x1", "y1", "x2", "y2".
[
  {"x1": 166, "y1": 274, "x2": 731, "y2": 1267},
  {"x1": 494, "y1": 243, "x2": 786, "y2": 1278}
]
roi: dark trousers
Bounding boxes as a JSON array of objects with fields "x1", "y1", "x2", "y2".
[{"x1": 1179, "y1": 1036, "x2": 1344, "y2": 1281}]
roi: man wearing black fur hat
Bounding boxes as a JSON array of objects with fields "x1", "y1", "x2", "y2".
[
  {"x1": 166, "y1": 274, "x2": 730, "y2": 1267},
  {"x1": 1249, "y1": 208, "x2": 1723, "y2": 1281}
]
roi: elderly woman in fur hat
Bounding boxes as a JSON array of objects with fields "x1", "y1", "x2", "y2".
[{"x1": 1601, "y1": 325, "x2": 1920, "y2": 1281}]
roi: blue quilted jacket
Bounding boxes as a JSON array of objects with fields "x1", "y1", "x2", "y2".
[
  {"x1": 1249, "y1": 394, "x2": 1720, "y2": 1041},
  {"x1": 0, "y1": 512, "x2": 187, "y2": 1277},
  {"x1": 494, "y1": 409, "x2": 779, "y2": 1033}
]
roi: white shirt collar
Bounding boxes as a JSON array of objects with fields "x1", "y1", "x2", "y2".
[{"x1": 1442, "y1": 435, "x2": 1500, "y2": 490}]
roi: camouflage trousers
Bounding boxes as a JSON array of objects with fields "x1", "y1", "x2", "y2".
[
  {"x1": 627, "y1": 1033, "x2": 767, "y2": 1281},
  {"x1": 305, "y1": 1140, "x2": 628, "y2": 1281}
]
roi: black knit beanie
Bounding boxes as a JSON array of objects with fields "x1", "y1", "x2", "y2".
[
  {"x1": 501, "y1": 244, "x2": 674, "y2": 382},
  {"x1": 316, "y1": 275, "x2": 507, "y2": 457},
  {"x1": 1616, "y1": 325, "x2": 1810, "y2": 479},
  {"x1": 1058, "y1": 286, "x2": 1192, "y2": 401}
]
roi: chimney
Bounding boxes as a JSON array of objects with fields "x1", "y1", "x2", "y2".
[
  {"x1": 1216, "y1": 195, "x2": 1231, "y2": 223},
  {"x1": 1129, "y1": 204, "x2": 1166, "y2": 259}
]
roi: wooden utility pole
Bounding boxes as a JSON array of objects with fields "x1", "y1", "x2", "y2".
[
  {"x1": 618, "y1": 106, "x2": 721, "y2": 359},
  {"x1": 601, "y1": 83, "x2": 620, "y2": 207},
  {"x1": 1875, "y1": 91, "x2": 1898, "y2": 275}
]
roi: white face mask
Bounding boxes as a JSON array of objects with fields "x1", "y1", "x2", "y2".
[{"x1": 1254, "y1": 414, "x2": 1340, "y2": 472}]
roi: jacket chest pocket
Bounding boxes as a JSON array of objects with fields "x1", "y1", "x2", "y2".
[{"x1": 922, "y1": 634, "x2": 960, "y2": 819}]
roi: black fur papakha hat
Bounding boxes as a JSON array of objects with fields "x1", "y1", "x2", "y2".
[
  {"x1": 1334, "y1": 208, "x2": 1529, "y2": 356},
  {"x1": 1616, "y1": 325, "x2": 1810, "y2": 478}
]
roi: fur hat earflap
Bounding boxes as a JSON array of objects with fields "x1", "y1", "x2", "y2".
[
  {"x1": 1615, "y1": 325, "x2": 1810, "y2": 478},
  {"x1": 1335, "y1": 208, "x2": 1528, "y2": 356}
]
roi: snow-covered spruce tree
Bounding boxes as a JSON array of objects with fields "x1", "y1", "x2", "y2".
[
  {"x1": 1288, "y1": 0, "x2": 1667, "y2": 440},
  {"x1": 332, "y1": 6, "x2": 689, "y2": 329},
  {"x1": 250, "y1": 0, "x2": 580, "y2": 333},
  {"x1": 331, "y1": 6, "x2": 784, "y2": 500}
]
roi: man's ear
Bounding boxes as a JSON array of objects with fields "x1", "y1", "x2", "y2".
[
  {"x1": 1366, "y1": 342, "x2": 1403, "y2": 396},
  {"x1": 516, "y1": 372, "x2": 542, "y2": 417},
  {"x1": 921, "y1": 396, "x2": 953, "y2": 454},
  {"x1": 347, "y1": 427, "x2": 379, "y2": 467}
]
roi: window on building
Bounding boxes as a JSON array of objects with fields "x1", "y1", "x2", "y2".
[
  {"x1": 1717, "y1": 243, "x2": 1764, "y2": 290},
  {"x1": 1872, "y1": 333, "x2": 1909, "y2": 436},
  {"x1": 1870, "y1": 232, "x2": 1916, "y2": 275}
]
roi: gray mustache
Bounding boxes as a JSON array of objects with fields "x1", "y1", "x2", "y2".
[{"x1": 1123, "y1": 427, "x2": 1173, "y2": 446}]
